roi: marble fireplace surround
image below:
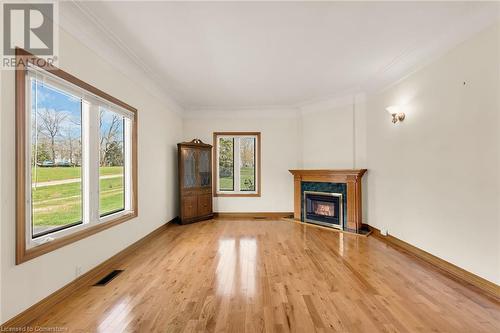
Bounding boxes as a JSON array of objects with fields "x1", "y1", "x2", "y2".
[{"x1": 289, "y1": 169, "x2": 367, "y2": 233}]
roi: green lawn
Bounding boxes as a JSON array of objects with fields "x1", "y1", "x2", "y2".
[
  {"x1": 219, "y1": 175, "x2": 233, "y2": 190},
  {"x1": 32, "y1": 166, "x2": 123, "y2": 182},
  {"x1": 220, "y1": 166, "x2": 255, "y2": 191},
  {"x1": 99, "y1": 177, "x2": 125, "y2": 215},
  {"x1": 32, "y1": 169, "x2": 124, "y2": 227}
]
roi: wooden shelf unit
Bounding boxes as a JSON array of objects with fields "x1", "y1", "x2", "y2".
[{"x1": 178, "y1": 139, "x2": 214, "y2": 224}]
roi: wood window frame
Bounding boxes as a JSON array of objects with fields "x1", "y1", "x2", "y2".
[
  {"x1": 213, "y1": 132, "x2": 261, "y2": 197},
  {"x1": 15, "y1": 48, "x2": 138, "y2": 264}
]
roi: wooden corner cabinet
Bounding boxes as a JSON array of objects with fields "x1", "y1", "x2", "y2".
[{"x1": 177, "y1": 139, "x2": 214, "y2": 224}]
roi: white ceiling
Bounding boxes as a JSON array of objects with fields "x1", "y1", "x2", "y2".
[{"x1": 61, "y1": 1, "x2": 499, "y2": 111}]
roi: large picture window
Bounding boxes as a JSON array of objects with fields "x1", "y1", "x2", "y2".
[
  {"x1": 213, "y1": 132, "x2": 261, "y2": 197},
  {"x1": 16, "y1": 49, "x2": 138, "y2": 264},
  {"x1": 30, "y1": 80, "x2": 83, "y2": 238}
]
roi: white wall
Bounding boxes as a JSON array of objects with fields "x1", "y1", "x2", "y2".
[
  {"x1": 0, "y1": 29, "x2": 183, "y2": 322},
  {"x1": 183, "y1": 109, "x2": 301, "y2": 212},
  {"x1": 365, "y1": 23, "x2": 500, "y2": 284},
  {"x1": 301, "y1": 103, "x2": 355, "y2": 169},
  {"x1": 300, "y1": 94, "x2": 367, "y2": 169}
]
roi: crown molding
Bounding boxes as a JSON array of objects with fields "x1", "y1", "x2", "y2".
[
  {"x1": 58, "y1": 1, "x2": 184, "y2": 115},
  {"x1": 185, "y1": 10, "x2": 498, "y2": 114},
  {"x1": 362, "y1": 5, "x2": 500, "y2": 96},
  {"x1": 298, "y1": 93, "x2": 357, "y2": 115},
  {"x1": 184, "y1": 106, "x2": 300, "y2": 119},
  {"x1": 57, "y1": 1, "x2": 499, "y2": 115}
]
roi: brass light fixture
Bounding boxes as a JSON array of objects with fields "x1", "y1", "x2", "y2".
[{"x1": 386, "y1": 105, "x2": 406, "y2": 124}]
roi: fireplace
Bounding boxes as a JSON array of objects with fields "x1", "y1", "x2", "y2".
[
  {"x1": 290, "y1": 169, "x2": 367, "y2": 234},
  {"x1": 303, "y1": 191, "x2": 343, "y2": 229}
]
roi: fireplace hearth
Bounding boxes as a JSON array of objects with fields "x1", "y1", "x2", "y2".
[{"x1": 304, "y1": 191, "x2": 343, "y2": 229}]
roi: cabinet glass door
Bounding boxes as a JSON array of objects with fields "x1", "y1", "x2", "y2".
[
  {"x1": 198, "y1": 149, "x2": 211, "y2": 187},
  {"x1": 183, "y1": 149, "x2": 197, "y2": 188}
]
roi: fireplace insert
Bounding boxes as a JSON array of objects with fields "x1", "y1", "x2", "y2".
[{"x1": 303, "y1": 191, "x2": 343, "y2": 229}]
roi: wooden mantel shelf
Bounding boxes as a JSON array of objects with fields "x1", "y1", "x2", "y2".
[
  {"x1": 289, "y1": 169, "x2": 367, "y2": 181},
  {"x1": 289, "y1": 169, "x2": 367, "y2": 233}
]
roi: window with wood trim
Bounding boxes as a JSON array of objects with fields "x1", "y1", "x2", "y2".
[
  {"x1": 213, "y1": 132, "x2": 261, "y2": 197},
  {"x1": 16, "y1": 49, "x2": 138, "y2": 264}
]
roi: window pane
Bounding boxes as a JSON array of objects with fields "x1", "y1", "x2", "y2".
[
  {"x1": 183, "y1": 149, "x2": 196, "y2": 188},
  {"x1": 199, "y1": 149, "x2": 211, "y2": 187},
  {"x1": 240, "y1": 137, "x2": 255, "y2": 191},
  {"x1": 99, "y1": 108, "x2": 125, "y2": 216},
  {"x1": 218, "y1": 137, "x2": 234, "y2": 191},
  {"x1": 31, "y1": 80, "x2": 83, "y2": 238}
]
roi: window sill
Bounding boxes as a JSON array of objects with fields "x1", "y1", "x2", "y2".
[
  {"x1": 17, "y1": 211, "x2": 137, "y2": 265},
  {"x1": 214, "y1": 192, "x2": 261, "y2": 197}
]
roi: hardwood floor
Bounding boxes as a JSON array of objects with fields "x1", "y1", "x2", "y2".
[{"x1": 29, "y1": 218, "x2": 500, "y2": 332}]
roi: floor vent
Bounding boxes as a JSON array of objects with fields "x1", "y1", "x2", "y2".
[
  {"x1": 93, "y1": 270, "x2": 123, "y2": 286},
  {"x1": 253, "y1": 216, "x2": 267, "y2": 220}
]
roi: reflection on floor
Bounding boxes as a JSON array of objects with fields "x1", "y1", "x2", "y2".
[{"x1": 29, "y1": 218, "x2": 500, "y2": 332}]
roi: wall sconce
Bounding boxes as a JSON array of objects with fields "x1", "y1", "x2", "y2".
[{"x1": 386, "y1": 105, "x2": 406, "y2": 124}]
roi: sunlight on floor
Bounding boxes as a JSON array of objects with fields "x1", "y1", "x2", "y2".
[
  {"x1": 97, "y1": 296, "x2": 132, "y2": 332},
  {"x1": 216, "y1": 237, "x2": 257, "y2": 298}
]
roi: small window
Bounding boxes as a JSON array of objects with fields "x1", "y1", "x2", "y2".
[
  {"x1": 218, "y1": 137, "x2": 234, "y2": 191},
  {"x1": 16, "y1": 48, "x2": 138, "y2": 264},
  {"x1": 213, "y1": 132, "x2": 261, "y2": 197}
]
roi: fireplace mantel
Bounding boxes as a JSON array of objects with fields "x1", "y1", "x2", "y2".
[
  {"x1": 289, "y1": 169, "x2": 367, "y2": 182},
  {"x1": 289, "y1": 169, "x2": 367, "y2": 233}
]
